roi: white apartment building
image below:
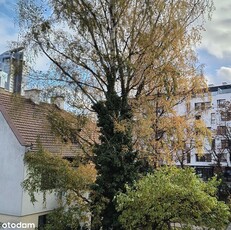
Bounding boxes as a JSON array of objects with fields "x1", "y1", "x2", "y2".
[{"x1": 176, "y1": 83, "x2": 231, "y2": 182}]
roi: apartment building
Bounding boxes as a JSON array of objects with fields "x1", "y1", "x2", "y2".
[
  {"x1": 176, "y1": 83, "x2": 231, "y2": 182},
  {"x1": 0, "y1": 47, "x2": 24, "y2": 94}
]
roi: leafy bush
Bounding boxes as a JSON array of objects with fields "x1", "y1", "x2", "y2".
[{"x1": 116, "y1": 167, "x2": 230, "y2": 230}]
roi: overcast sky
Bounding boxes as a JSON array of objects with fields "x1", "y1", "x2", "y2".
[{"x1": 0, "y1": 0, "x2": 231, "y2": 85}]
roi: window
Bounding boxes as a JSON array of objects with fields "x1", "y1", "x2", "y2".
[
  {"x1": 223, "y1": 167, "x2": 231, "y2": 182},
  {"x1": 195, "y1": 102, "x2": 211, "y2": 111},
  {"x1": 195, "y1": 167, "x2": 214, "y2": 181},
  {"x1": 187, "y1": 151, "x2": 191, "y2": 163},
  {"x1": 205, "y1": 102, "x2": 211, "y2": 109},
  {"x1": 221, "y1": 111, "x2": 231, "y2": 121},
  {"x1": 211, "y1": 113, "x2": 216, "y2": 124},
  {"x1": 217, "y1": 99, "x2": 226, "y2": 108},
  {"x1": 211, "y1": 139, "x2": 215, "y2": 150},
  {"x1": 218, "y1": 153, "x2": 227, "y2": 162},
  {"x1": 38, "y1": 214, "x2": 47, "y2": 230},
  {"x1": 221, "y1": 140, "x2": 231, "y2": 149},
  {"x1": 217, "y1": 126, "x2": 227, "y2": 135},
  {"x1": 196, "y1": 154, "x2": 212, "y2": 162},
  {"x1": 195, "y1": 103, "x2": 200, "y2": 110}
]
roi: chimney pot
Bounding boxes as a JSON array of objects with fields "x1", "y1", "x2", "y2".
[
  {"x1": 24, "y1": 89, "x2": 41, "y2": 104},
  {"x1": 51, "y1": 95, "x2": 65, "y2": 109}
]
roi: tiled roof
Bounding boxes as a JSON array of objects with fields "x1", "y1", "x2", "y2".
[{"x1": 0, "y1": 89, "x2": 82, "y2": 156}]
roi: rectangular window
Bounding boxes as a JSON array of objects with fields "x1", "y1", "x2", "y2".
[
  {"x1": 211, "y1": 139, "x2": 215, "y2": 150},
  {"x1": 217, "y1": 99, "x2": 226, "y2": 108},
  {"x1": 195, "y1": 103, "x2": 200, "y2": 111},
  {"x1": 187, "y1": 151, "x2": 191, "y2": 163},
  {"x1": 217, "y1": 153, "x2": 227, "y2": 162},
  {"x1": 205, "y1": 102, "x2": 211, "y2": 109},
  {"x1": 217, "y1": 126, "x2": 227, "y2": 135},
  {"x1": 211, "y1": 113, "x2": 216, "y2": 124},
  {"x1": 221, "y1": 111, "x2": 231, "y2": 121},
  {"x1": 38, "y1": 214, "x2": 47, "y2": 230},
  {"x1": 201, "y1": 102, "x2": 205, "y2": 111},
  {"x1": 196, "y1": 154, "x2": 212, "y2": 162},
  {"x1": 221, "y1": 140, "x2": 231, "y2": 149},
  {"x1": 227, "y1": 112, "x2": 231, "y2": 121},
  {"x1": 195, "y1": 102, "x2": 211, "y2": 111},
  {"x1": 195, "y1": 167, "x2": 214, "y2": 181},
  {"x1": 223, "y1": 167, "x2": 231, "y2": 182}
]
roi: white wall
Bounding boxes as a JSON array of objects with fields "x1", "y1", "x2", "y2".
[
  {"x1": 21, "y1": 173, "x2": 59, "y2": 216},
  {"x1": 0, "y1": 112, "x2": 25, "y2": 216},
  {"x1": 0, "y1": 111, "x2": 60, "y2": 229}
]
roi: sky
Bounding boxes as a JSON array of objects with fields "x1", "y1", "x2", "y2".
[{"x1": 0, "y1": 0, "x2": 231, "y2": 85}]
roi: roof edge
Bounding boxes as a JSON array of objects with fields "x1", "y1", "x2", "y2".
[{"x1": 0, "y1": 105, "x2": 26, "y2": 146}]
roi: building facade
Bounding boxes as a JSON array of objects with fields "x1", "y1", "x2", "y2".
[
  {"x1": 0, "y1": 89, "x2": 81, "y2": 229},
  {"x1": 176, "y1": 83, "x2": 231, "y2": 182},
  {"x1": 0, "y1": 47, "x2": 24, "y2": 94}
]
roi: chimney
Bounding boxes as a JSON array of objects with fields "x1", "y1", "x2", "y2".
[
  {"x1": 51, "y1": 95, "x2": 65, "y2": 110},
  {"x1": 0, "y1": 86, "x2": 6, "y2": 93},
  {"x1": 24, "y1": 89, "x2": 41, "y2": 104}
]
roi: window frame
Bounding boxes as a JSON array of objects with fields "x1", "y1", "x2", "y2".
[
  {"x1": 211, "y1": 113, "x2": 216, "y2": 124},
  {"x1": 217, "y1": 126, "x2": 227, "y2": 135},
  {"x1": 195, "y1": 153, "x2": 212, "y2": 162},
  {"x1": 195, "y1": 102, "x2": 211, "y2": 111},
  {"x1": 217, "y1": 99, "x2": 226, "y2": 108}
]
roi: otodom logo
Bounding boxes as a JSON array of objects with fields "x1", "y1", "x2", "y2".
[{"x1": 0, "y1": 222, "x2": 35, "y2": 229}]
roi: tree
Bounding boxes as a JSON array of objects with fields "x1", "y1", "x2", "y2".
[
  {"x1": 18, "y1": 0, "x2": 214, "y2": 228},
  {"x1": 133, "y1": 100, "x2": 211, "y2": 168},
  {"x1": 23, "y1": 145, "x2": 96, "y2": 230},
  {"x1": 116, "y1": 167, "x2": 230, "y2": 230}
]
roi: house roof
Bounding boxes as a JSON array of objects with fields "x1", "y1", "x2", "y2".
[
  {"x1": 0, "y1": 89, "x2": 82, "y2": 156},
  {"x1": 0, "y1": 104, "x2": 26, "y2": 146}
]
